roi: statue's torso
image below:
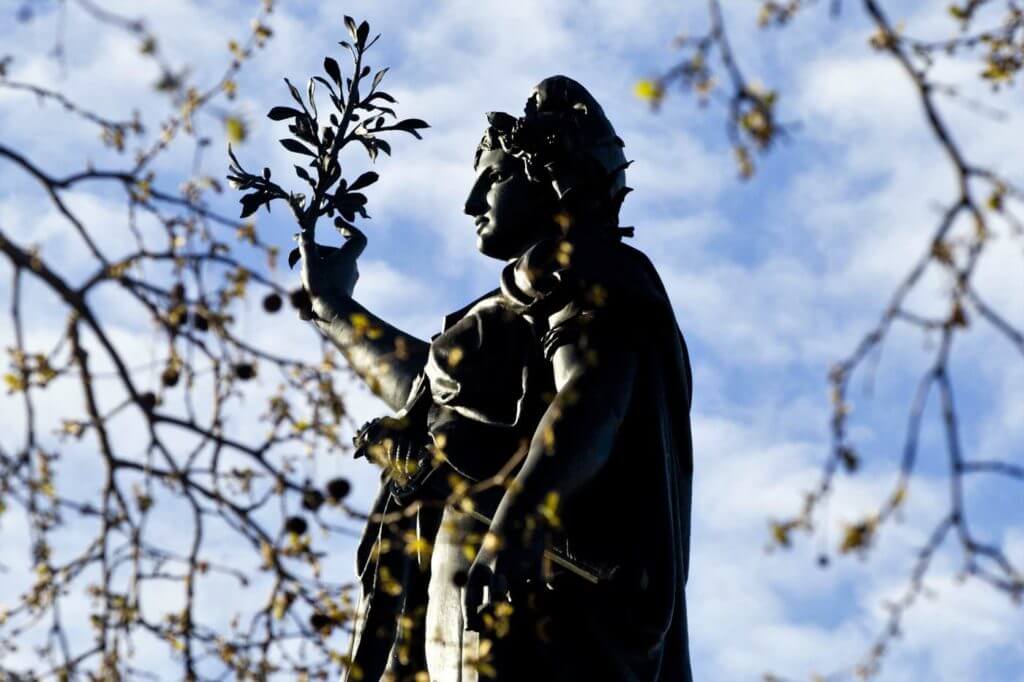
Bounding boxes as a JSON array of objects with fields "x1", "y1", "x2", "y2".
[
  {"x1": 423, "y1": 290, "x2": 554, "y2": 486},
  {"x1": 360, "y1": 238, "x2": 694, "y2": 681}
]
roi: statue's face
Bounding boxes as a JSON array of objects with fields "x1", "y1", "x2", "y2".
[{"x1": 465, "y1": 148, "x2": 555, "y2": 260}]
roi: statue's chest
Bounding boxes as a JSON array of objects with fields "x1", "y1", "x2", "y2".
[{"x1": 423, "y1": 293, "x2": 553, "y2": 481}]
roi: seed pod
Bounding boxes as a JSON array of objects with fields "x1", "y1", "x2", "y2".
[
  {"x1": 161, "y1": 367, "x2": 180, "y2": 387},
  {"x1": 310, "y1": 612, "x2": 334, "y2": 633},
  {"x1": 302, "y1": 488, "x2": 325, "y2": 512},
  {"x1": 284, "y1": 516, "x2": 308, "y2": 535},
  {"x1": 234, "y1": 363, "x2": 256, "y2": 381},
  {"x1": 263, "y1": 292, "x2": 283, "y2": 313},
  {"x1": 139, "y1": 392, "x2": 157, "y2": 412},
  {"x1": 192, "y1": 311, "x2": 210, "y2": 332},
  {"x1": 326, "y1": 477, "x2": 351, "y2": 502}
]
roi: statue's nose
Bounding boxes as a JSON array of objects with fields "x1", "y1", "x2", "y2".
[{"x1": 464, "y1": 178, "x2": 488, "y2": 217}]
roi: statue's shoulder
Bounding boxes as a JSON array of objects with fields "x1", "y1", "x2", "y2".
[
  {"x1": 500, "y1": 236, "x2": 671, "y2": 358},
  {"x1": 435, "y1": 288, "x2": 503, "y2": 335},
  {"x1": 501, "y1": 236, "x2": 666, "y2": 315}
]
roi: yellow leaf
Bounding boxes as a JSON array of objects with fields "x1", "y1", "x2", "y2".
[
  {"x1": 225, "y1": 116, "x2": 248, "y2": 144},
  {"x1": 537, "y1": 491, "x2": 562, "y2": 528},
  {"x1": 933, "y1": 236, "x2": 954, "y2": 262},
  {"x1": 403, "y1": 535, "x2": 432, "y2": 559},
  {"x1": 349, "y1": 312, "x2": 370, "y2": 335},
  {"x1": 634, "y1": 79, "x2": 664, "y2": 104},
  {"x1": 839, "y1": 518, "x2": 876, "y2": 554},
  {"x1": 3, "y1": 373, "x2": 25, "y2": 393}
]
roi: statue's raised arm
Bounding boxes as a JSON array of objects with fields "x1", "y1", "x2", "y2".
[
  {"x1": 227, "y1": 15, "x2": 429, "y2": 410},
  {"x1": 297, "y1": 224, "x2": 428, "y2": 410}
]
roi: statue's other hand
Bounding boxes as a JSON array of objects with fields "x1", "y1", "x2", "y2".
[
  {"x1": 462, "y1": 521, "x2": 546, "y2": 633},
  {"x1": 352, "y1": 416, "x2": 422, "y2": 484},
  {"x1": 462, "y1": 549, "x2": 496, "y2": 633},
  {"x1": 297, "y1": 224, "x2": 367, "y2": 303}
]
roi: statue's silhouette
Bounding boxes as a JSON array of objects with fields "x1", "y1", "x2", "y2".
[{"x1": 299, "y1": 76, "x2": 694, "y2": 681}]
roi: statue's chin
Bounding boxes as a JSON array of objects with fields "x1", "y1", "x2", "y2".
[
  {"x1": 476, "y1": 234, "x2": 512, "y2": 261},
  {"x1": 477, "y1": 224, "x2": 548, "y2": 261}
]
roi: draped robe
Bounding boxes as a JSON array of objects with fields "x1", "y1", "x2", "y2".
[{"x1": 345, "y1": 237, "x2": 693, "y2": 682}]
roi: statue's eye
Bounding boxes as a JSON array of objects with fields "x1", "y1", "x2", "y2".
[{"x1": 490, "y1": 169, "x2": 510, "y2": 183}]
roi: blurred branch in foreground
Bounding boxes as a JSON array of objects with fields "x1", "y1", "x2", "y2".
[{"x1": 0, "y1": 4, "x2": 397, "y2": 680}]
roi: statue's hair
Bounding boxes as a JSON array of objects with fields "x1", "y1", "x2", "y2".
[{"x1": 475, "y1": 75, "x2": 633, "y2": 236}]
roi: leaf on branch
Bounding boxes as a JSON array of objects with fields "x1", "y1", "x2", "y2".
[
  {"x1": 280, "y1": 138, "x2": 315, "y2": 157},
  {"x1": 288, "y1": 247, "x2": 301, "y2": 270},
  {"x1": 367, "y1": 91, "x2": 397, "y2": 104},
  {"x1": 324, "y1": 57, "x2": 342, "y2": 85},
  {"x1": 839, "y1": 518, "x2": 877, "y2": 555},
  {"x1": 288, "y1": 119, "x2": 319, "y2": 146},
  {"x1": 359, "y1": 137, "x2": 379, "y2": 162},
  {"x1": 371, "y1": 67, "x2": 389, "y2": 91},
  {"x1": 284, "y1": 78, "x2": 305, "y2": 108},
  {"x1": 344, "y1": 16, "x2": 358, "y2": 43},
  {"x1": 348, "y1": 171, "x2": 379, "y2": 191},
  {"x1": 239, "y1": 193, "x2": 265, "y2": 218},
  {"x1": 307, "y1": 78, "x2": 318, "y2": 119},
  {"x1": 313, "y1": 76, "x2": 337, "y2": 98},
  {"x1": 634, "y1": 79, "x2": 665, "y2": 105},
  {"x1": 267, "y1": 106, "x2": 302, "y2": 121},
  {"x1": 393, "y1": 118, "x2": 430, "y2": 139},
  {"x1": 333, "y1": 191, "x2": 369, "y2": 222},
  {"x1": 225, "y1": 116, "x2": 247, "y2": 144}
]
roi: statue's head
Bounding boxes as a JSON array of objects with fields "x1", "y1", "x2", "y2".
[{"x1": 464, "y1": 75, "x2": 631, "y2": 260}]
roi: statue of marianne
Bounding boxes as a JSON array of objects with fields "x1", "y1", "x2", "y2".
[{"x1": 298, "y1": 75, "x2": 694, "y2": 682}]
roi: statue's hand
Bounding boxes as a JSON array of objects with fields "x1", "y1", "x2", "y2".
[
  {"x1": 462, "y1": 517, "x2": 546, "y2": 633},
  {"x1": 297, "y1": 224, "x2": 367, "y2": 305},
  {"x1": 352, "y1": 415, "x2": 423, "y2": 485}
]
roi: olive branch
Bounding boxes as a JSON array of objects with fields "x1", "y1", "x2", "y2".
[{"x1": 227, "y1": 15, "x2": 428, "y2": 269}]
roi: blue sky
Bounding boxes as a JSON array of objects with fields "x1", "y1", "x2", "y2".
[{"x1": 1, "y1": 1, "x2": 1023, "y2": 679}]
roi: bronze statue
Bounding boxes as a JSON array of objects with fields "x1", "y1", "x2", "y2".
[{"x1": 298, "y1": 75, "x2": 693, "y2": 681}]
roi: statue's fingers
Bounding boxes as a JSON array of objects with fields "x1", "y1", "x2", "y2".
[
  {"x1": 395, "y1": 437, "x2": 411, "y2": 473},
  {"x1": 296, "y1": 229, "x2": 317, "y2": 263},
  {"x1": 462, "y1": 564, "x2": 492, "y2": 632},
  {"x1": 338, "y1": 224, "x2": 368, "y2": 260},
  {"x1": 489, "y1": 568, "x2": 509, "y2": 603},
  {"x1": 359, "y1": 418, "x2": 383, "y2": 444}
]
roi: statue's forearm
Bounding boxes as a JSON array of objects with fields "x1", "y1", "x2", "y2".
[
  {"x1": 493, "y1": 349, "x2": 638, "y2": 526},
  {"x1": 312, "y1": 294, "x2": 429, "y2": 411}
]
